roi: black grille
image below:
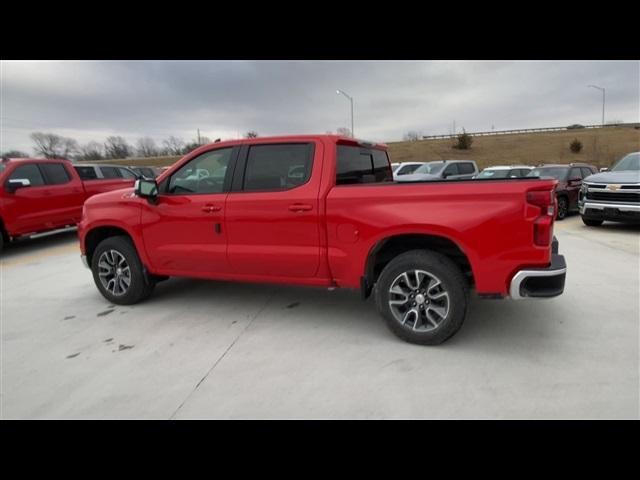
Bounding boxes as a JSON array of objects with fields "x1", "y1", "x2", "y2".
[{"x1": 586, "y1": 191, "x2": 640, "y2": 203}]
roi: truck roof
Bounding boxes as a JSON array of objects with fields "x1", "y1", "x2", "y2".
[
  {"x1": 196, "y1": 134, "x2": 388, "y2": 150},
  {"x1": 1, "y1": 157, "x2": 71, "y2": 164}
]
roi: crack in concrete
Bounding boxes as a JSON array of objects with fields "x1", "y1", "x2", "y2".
[{"x1": 168, "y1": 289, "x2": 277, "y2": 420}]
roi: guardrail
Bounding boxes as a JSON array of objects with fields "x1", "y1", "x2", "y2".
[{"x1": 420, "y1": 123, "x2": 640, "y2": 140}]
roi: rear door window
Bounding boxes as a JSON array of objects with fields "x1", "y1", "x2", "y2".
[
  {"x1": 8, "y1": 164, "x2": 46, "y2": 186},
  {"x1": 243, "y1": 143, "x2": 313, "y2": 192},
  {"x1": 40, "y1": 163, "x2": 71, "y2": 185},
  {"x1": 336, "y1": 145, "x2": 391, "y2": 185},
  {"x1": 458, "y1": 162, "x2": 476, "y2": 175}
]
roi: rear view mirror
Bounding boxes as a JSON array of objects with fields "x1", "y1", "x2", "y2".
[
  {"x1": 6, "y1": 178, "x2": 31, "y2": 193},
  {"x1": 135, "y1": 178, "x2": 158, "y2": 203}
]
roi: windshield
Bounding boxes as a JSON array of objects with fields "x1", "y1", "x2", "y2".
[
  {"x1": 0, "y1": 164, "x2": 6, "y2": 173},
  {"x1": 612, "y1": 153, "x2": 640, "y2": 171},
  {"x1": 413, "y1": 162, "x2": 445, "y2": 175},
  {"x1": 527, "y1": 167, "x2": 568, "y2": 180},
  {"x1": 476, "y1": 169, "x2": 510, "y2": 179}
]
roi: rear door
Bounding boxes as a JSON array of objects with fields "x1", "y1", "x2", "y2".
[
  {"x1": 225, "y1": 141, "x2": 321, "y2": 278},
  {"x1": 457, "y1": 162, "x2": 477, "y2": 179},
  {"x1": 38, "y1": 162, "x2": 85, "y2": 225}
]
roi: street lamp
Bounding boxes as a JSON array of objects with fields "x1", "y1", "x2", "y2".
[
  {"x1": 336, "y1": 89, "x2": 354, "y2": 137},
  {"x1": 588, "y1": 85, "x2": 605, "y2": 126}
]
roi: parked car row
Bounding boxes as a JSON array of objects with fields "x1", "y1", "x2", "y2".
[
  {"x1": 391, "y1": 156, "x2": 638, "y2": 224},
  {"x1": 0, "y1": 158, "x2": 138, "y2": 251}
]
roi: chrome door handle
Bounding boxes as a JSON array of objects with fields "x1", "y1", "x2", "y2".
[
  {"x1": 202, "y1": 204, "x2": 222, "y2": 213},
  {"x1": 288, "y1": 204, "x2": 313, "y2": 212}
]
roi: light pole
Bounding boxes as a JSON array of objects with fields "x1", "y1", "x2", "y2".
[
  {"x1": 588, "y1": 85, "x2": 605, "y2": 126},
  {"x1": 336, "y1": 89, "x2": 354, "y2": 137}
]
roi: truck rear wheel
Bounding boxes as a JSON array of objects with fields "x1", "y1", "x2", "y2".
[
  {"x1": 91, "y1": 235, "x2": 155, "y2": 305},
  {"x1": 374, "y1": 250, "x2": 469, "y2": 345},
  {"x1": 556, "y1": 196, "x2": 568, "y2": 220}
]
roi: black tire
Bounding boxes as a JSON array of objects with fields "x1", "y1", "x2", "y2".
[
  {"x1": 556, "y1": 196, "x2": 568, "y2": 220},
  {"x1": 374, "y1": 250, "x2": 469, "y2": 345},
  {"x1": 91, "y1": 235, "x2": 155, "y2": 305},
  {"x1": 582, "y1": 217, "x2": 603, "y2": 227}
]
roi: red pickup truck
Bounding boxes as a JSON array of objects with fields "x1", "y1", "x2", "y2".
[
  {"x1": 78, "y1": 135, "x2": 567, "y2": 345},
  {"x1": 0, "y1": 157, "x2": 135, "y2": 251}
]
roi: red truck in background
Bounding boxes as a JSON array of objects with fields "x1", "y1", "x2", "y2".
[
  {"x1": 78, "y1": 135, "x2": 567, "y2": 345},
  {"x1": 0, "y1": 157, "x2": 135, "y2": 251}
]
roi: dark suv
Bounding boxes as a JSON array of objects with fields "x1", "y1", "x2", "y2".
[{"x1": 527, "y1": 163, "x2": 598, "y2": 220}]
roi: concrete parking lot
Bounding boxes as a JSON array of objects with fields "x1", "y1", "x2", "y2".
[{"x1": 1, "y1": 216, "x2": 638, "y2": 419}]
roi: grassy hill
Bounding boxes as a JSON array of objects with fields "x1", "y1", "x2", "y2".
[
  {"x1": 387, "y1": 125, "x2": 640, "y2": 169},
  {"x1": 96, "y1": 125, "x2": 640, "y2": 170}
]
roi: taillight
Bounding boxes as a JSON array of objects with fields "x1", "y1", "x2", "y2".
[{"x1": 527, "y1": 189, "x2": 555, "y2": 247}]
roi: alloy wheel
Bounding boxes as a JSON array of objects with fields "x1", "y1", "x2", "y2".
[{"x1": 388, "y1": 269, "x2": 450, "y2": 332}]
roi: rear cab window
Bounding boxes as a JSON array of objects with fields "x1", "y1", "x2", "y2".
[
  {"x1": 75, "y1": 166, "x2": 98, "y2": 180},
  {"x1": 336, "y1": 145, "x2": 392, "y2": 185},
  {"x1": 100, "y1": 167, "x2": 121, "y2": 179}
]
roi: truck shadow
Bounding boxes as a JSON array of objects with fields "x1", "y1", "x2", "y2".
[
  {"x1": 150, "y1": 278, "x2": 558, "y2": 349},
  {"x1": 1, "y1": 230, "x2": 78, "y2": 260}
]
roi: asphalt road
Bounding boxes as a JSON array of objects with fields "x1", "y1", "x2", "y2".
[{"x1": 1, "y1": 215, "x2": 638, "y2": 419}]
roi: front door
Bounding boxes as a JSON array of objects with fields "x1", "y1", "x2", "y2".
[
  {"x1": 225, "y1": 142, "x2": 321, "y2": 278},
  {"x1": 4, "y1": 163, "x2": 55, "y2": 235},
  {"x1": 141, "y1": 147, "x2": 236, "y2": 274}
]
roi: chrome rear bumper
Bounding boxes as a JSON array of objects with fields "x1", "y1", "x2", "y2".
[{"x1": 509, "y1": 248, "x2": 567, "y2": 300}]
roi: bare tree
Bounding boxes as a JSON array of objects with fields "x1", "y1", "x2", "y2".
[
  {"x1": 403, "y1": 131, "x2": 421, "y2": 141},
  {"x1": 245, "y1": 131, "x2": 259, "y2": 138},
  {"x1": 136, "y1": 137, "x2": 159, "y2": 157},
  {"x1": 162, "y1": 136, "x2": 185, "y2": 156},
  {"x1": 104, "y1": 136, "x2": 133, "y2": 159},
  {"x1": 30, "y1": 132, "x2": 78, "y2": 159},
  {"x1": 77, "y1": 141, "x2": 104, "y2": 161},
  {"x1": 1, "y1": 150, "x2": 29, "y2": 158},
  {"x1": 336, "y1": 127, "x2": 351, "y2": 137}
]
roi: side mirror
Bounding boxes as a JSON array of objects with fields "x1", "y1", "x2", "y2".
[
  {"x1": 6, "y1": 178, "x2": 31, "y2": 193},
  {"x1": 599, "y1": 167, "x2": 609, "y2": 172},
  {"x1": 135, "y1": 178, "x2": 159, "y2": 203}
]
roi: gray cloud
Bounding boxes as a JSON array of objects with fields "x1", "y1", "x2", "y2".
[{"x1": 1, "y1": 60, "x2": 638, "y2": 153}]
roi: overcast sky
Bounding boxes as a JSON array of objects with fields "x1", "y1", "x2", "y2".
[{"x1": 1, "y1": 60, "x2": 638, "y2": 154}]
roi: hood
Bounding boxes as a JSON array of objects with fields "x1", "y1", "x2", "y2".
[
  {"x1": 395, "y1": 173, "x2": 440, "y2": 182},
  {"x1": 584, "y1": 170, "x2": 640, "y2": 184},
  {"x1": 85, "y1": 187, "x2": 136, "y2": 206}
]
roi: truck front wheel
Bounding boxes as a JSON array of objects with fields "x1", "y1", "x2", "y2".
[
  {"x1": 374, "y1": 250, "x2": 469, "y2": 345},
  {"x1": 91, "y1": 235, "x2": 155, "y2": 305}
]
